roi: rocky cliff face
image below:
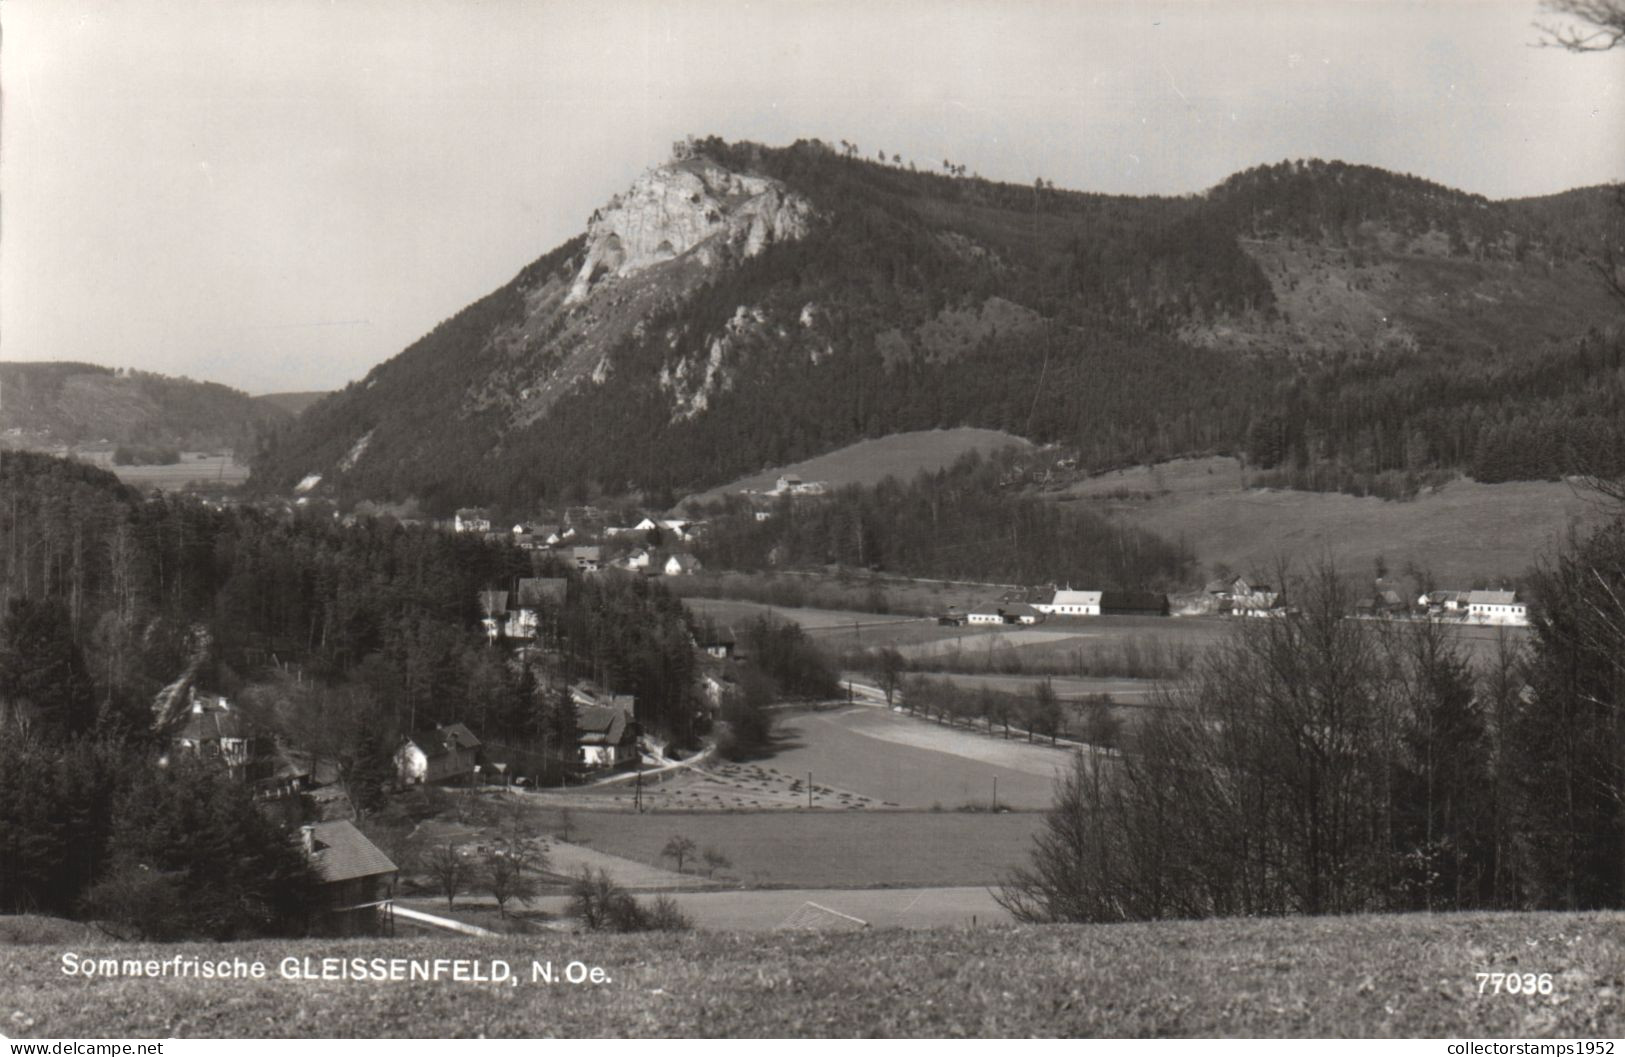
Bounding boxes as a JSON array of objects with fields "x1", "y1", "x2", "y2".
[{"x1": 564, "y1": 155, "x2": 813, "y2": 305}]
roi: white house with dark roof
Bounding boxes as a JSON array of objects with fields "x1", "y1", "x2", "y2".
[
  {"x1": 1468, "y1": 590, "x2": 1529, "y2": 626},
  {"x1": 395, "y1": 723, "x2": 482, "y2": 785},
  {"x1": 1034, "y1": 589, "x2": 1102, "y2": 616}
]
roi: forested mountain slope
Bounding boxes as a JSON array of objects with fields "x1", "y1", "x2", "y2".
[
  {"x1": 0, "y1": 362, "x2": 289, "y2": 453},
  {"x1": 250, "y1": 138, "x2": 1624, "y2": 512}
]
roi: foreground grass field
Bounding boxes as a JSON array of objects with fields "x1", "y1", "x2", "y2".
[{"x1": 5, "y1": 912, "x2": 1620, "y2": 1037}]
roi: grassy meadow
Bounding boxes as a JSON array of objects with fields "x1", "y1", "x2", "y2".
[{"x1": 5, "y1": 912, "x2": 1620, "y2": 1037}]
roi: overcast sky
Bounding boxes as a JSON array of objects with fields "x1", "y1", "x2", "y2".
[{"x1": 3, "y1": 0, "x2": 1621, "y2": 394}]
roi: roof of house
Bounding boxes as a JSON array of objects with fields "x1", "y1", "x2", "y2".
[
  {"x1": 700, "y1": 625, "x2": 737, "y2": 647},
  {"x1": 307, "y1": 820, "x2": 397, "y2": 884},
  {"x1": 515, "y1": 577, "x2": 566, "y2": 607},
  {"x1": 1469, "y1": 590, "x2": 1520, "y2": 606},
  {"x1": 666, "y1": 553, "x2": 700, "y2": 568},
  {"x1": 455, "y1": 507, "x2": 490, "y2": 519},
  {"x1": 573, "y1": 545, "x2": 602, "y2": 560},
  {"x1": 403, "y1": 723, "x2": 481, "y2": 758},
  {"x1": 1049, "y1": 589, "x2": 1103, "y2": 607},
  {"x1": 171, "y1": 702, "x2": 249, "y2": 743},
  {"x1": 1002, "y1": 603, "x2": 1041, "y2": 617},
  {"x1": 576, "y1": 705, "x2": 633, "y2": 746},
  {"x1": 478, "y1": 590, "x2": 509, "y2": 617},
  {"x1": 1099, "y1": 591, "x2": 1168, "y2": 611}
]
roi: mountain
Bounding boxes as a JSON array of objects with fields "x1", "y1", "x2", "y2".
[
  {"x1": 1, "y1": 362, "x2": 289, "y2": 453},
  {"x1": 250, "y1": 137, "x2": 1624, "y2": 514}
]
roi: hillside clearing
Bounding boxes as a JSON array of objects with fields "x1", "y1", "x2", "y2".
[
  {"x1": 6, "y1": 912, "x2": 1620, "y2": 1037},
  {"x1": 1056, "y1": 456, "x2": 1608, "y2": 585},
  {"x1": 684, "y1": 427, "x2": 1032, "y2": 505}
]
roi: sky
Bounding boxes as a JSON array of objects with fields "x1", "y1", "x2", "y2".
[{"x1": 2, "y1": 0, "x2": 1621, "y2": 394}]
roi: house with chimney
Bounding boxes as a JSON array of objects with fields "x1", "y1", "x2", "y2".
[
  {"x1": 166, "y1": 692, "x2": 270, "y2": 783},
  {"x1": 575, "y1": 704, "x2": 638, "y2": 769},
  {"x1": 302, "y1": 820, "x2": 398, "y2": 936},
  {"x1": 454, "y1": 508, "x2": 492, "y2": 534}
]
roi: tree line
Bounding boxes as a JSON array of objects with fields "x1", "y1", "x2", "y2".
[
  {"x1": 692, "y1": 448, "x2": 1195, "y2": 590},
  {"x1": 1001, "y1": 526, "x2": 1625, "y2": 921}
]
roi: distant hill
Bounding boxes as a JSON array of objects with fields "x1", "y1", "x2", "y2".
[
  {"x1": 0, "y1": 362, "x2": 288, "y2": 453},
  {"x1": 253, "y1": 391, "x2": 329, "y2": 417},
  {"x1": 684, "y1": 427, "x2": 1032, "y2": 506},
  {"x1": 250, "y1": 138, "x2": 1625, "y2": 513}
]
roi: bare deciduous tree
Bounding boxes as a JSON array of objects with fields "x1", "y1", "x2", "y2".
[
  {"x1": 1535, "y1": 0, "x2": 1625, "y2": 51},
  {"x1": 424, "y1": 844, "x2": 472, "y2": 911},
  {"x1": 661, "y1": 834, "x2": 697, "y2": 873}
]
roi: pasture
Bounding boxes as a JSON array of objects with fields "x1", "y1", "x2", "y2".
[
  {"x1": 8, "y1": 912, "x2": 1621, "y2": 1037},
  {"x1": 529, "y1": 886, "x2": 1006, "y2": 931},
  {"x1": 527, "y1": 806, "x2": 1045, "y2": 889},
  {"x1": 1055, "y1": 455, "x2": 1607, "y2": 587},
  {"x1": 683, "y1": 426, "x2": 1032, "y2": 505},
  {"x1": 77, "y1": 450, "x2": 251, "y2": 490}
]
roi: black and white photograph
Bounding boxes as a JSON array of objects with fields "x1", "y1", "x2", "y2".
[{"x1": 1, "y1": 0, "x2": 1623, "y2": 1043}]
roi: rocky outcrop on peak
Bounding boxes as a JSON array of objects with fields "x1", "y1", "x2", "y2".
[{"x1": 564, "y1": 157, "x2": 813, "y2": 306}]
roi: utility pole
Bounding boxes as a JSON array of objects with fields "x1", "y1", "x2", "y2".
[
  {"x1": 807, "y1": 772, "x2": 813, "y2": 810},
  {"x1": 992, "y1": 776, "x2": 998, "y2": 812},
  {"x1": 634, "y1": 720, "x2": 644, "y2": 812}
]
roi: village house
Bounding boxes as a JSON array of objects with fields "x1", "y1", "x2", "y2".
[
  {"x1": 576, "y1": 705, "x2": 638, "y2": 769},
  {"x1": 1035, "y1": 589, "x2": 1103, "y2": 616},
  {"x1": 1421, "y1": 589, "x2": 1472, "y2": 613},
  {"x1": 615, "y1": 548, "x2": 655, "y2": 572},
  {"x1": 504, "y1": 576, "x2": 566, "y2": 640},
  {"x1": 394, "y1": 723, "x2": 482, "y2": 785},
  {"x1": 665, "y1": 553, "x2": 702, "y2": 576},
  {"x1": 454, "y1": 508, "x2": 492, "y2": 534},
  {"x1": 1468, "y1": 589, "x2": 1530, "y2": 626},
  {"x1": 573, "y1": 545, "x2": 603, "y2": 573},
  {"x1": 660, "y1": 518, "x2": 695, "y2": 540},
  {"x1": 167, "y1": 693, "x2": 269, "y2": 783},
  {"x1": 302, "y1": 820, "x2": 398, "y2": 937},
  {"x1": 1226, "y1": 578, "x2": 1281, "y2": 616},
  {"x1": 698, "y1": 626, "x2": 737, "y2": 659}
]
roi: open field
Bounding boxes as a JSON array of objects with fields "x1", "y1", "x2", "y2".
[
  {"x1": 684, "y1": 427, "x2": 1032, "y2": 505},
  {"x1": 1055, "y1": 456, "x2": 1609, "y2": 586},
  {"x1": 687, "y1": 596, "x2": 1532, "y2": 677},
  {"x1": 72, "y1": 450, "x2": 252, "y2": 490},
  {"x1": 527, "y1": 807, "x2": 1044, "y2": 889},
  {"x1": 529, "y1": 886, "x2": 1007, "y2": 930},
  {"x1": 7, "y1": 912, "x2": 1621, "y2": 1037}
]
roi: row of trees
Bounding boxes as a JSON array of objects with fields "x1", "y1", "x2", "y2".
[
  {"x1": 694, "y1": 447, "x2": 1195, "y2": 589},
  {"x1": 1001, "y1": 533, "x2": 1625, "y2": 920}
]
